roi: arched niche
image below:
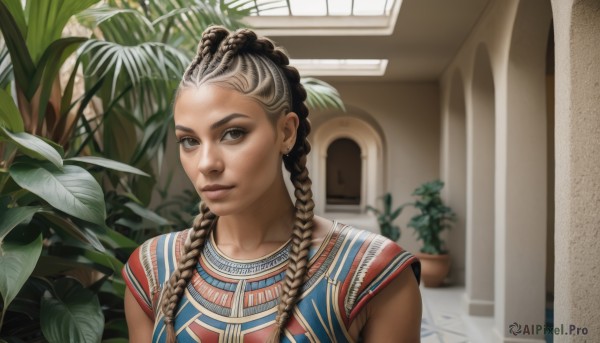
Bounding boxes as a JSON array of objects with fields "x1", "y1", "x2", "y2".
[{"x1": 311, "y1": 116, "x2": 384, "y2": 215}]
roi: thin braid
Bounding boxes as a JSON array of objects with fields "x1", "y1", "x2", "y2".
[
  {"x1": 183, "y1": 26, "x2": 229, "y2": 80},
  {"x1": 256, "y1": 44, "x2": 315, "y2": 343},
  {"x1": 207, "y1": 29, "x2": 258, "y2": 76},
  {"x1": 267, "y1": 145, "x2": 314, "y2": 343},
  {"x1": 161, "y1": 202, "x2": 216, "y2": 343}
]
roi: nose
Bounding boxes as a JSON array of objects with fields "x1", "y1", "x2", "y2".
[{"x1": 197, "y1": 143, "x2": 224, "y2": 176}]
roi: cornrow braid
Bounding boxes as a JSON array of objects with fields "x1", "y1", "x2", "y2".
[
  {"x1": 184, "y1": 26, "x2": 228, "y2": 79},
  {"x1": 161, "y1": 202, "x2": 216, "y2": 343}
]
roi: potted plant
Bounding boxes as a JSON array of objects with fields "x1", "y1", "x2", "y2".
[
  {"x1": 407, "y1": 180, "x2": 455, "y2": 287},
  {"x1": 366, "y1": 193, "x2": 404, "y2": 241}
]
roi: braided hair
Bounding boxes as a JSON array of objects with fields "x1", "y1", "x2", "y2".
[{"x1": 161, "y1": 26, "x2": 315, "y2": 343}]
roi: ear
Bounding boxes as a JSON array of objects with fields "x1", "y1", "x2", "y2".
[{"x1": 279, "y1": 112, "x2": 300, "y2": 154}]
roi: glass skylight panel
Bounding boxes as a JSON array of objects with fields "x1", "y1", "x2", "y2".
[
  {"x1": 249, "y1": 0, "x2": 287, "y2": 15},
  {"x1": 328, "y1": 0, "x2": 352, "y2": 15},
  {"x1": 289, "y1": 0, "x2": 327, "y2": 16},
  {"x1": 289, "y1": 59, "x2": 388, "y2": 76},
  {"x1": 354, "y1": 0, "x2": 391, "y2": 15},
  {"x1": 250, "y1": 0, "x2": 396, "y2": 16}
]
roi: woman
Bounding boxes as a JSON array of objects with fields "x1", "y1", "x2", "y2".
[{"x1": 123, "y1": 26, "x2": 421, "y2": 343}]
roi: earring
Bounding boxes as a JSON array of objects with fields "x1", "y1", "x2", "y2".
[{"x1": 284, "y1": 147, "x2": 291, "y2": 157}]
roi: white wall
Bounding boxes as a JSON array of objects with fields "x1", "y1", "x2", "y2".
[{"x1": 310, "y1": 81, "x2": 441, "y2": 256}]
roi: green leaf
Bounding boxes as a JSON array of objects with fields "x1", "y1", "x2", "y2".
[
  {"x1": 0, "y1": 206, "x2": 41, "y2": 241},
  {"x1": 24, "y1": 0, "x2": 99, "y2": 64},
  {"x1": 39, "y1": 211, "x2": 105, "y2": 252},
  {"x1": 0, "y1": 42, "x2": 14, "y2": 89},
  {"x1": 0, "y1": 127, "x2": 63, "y2": 168},
  {"x1": 97, "y1": 228, "x2": 137, "y2": 249},
  {"x1": 40, "y1": 278, "x2": 104, "y2": 343},
  {"x1": 0, "y1": 235, "x2": 43, "y2": 318},
  {"x1": 1, "y1": 0, "x2": 26, "y2": 37},
  {"x1": 0, "y1": 87, "x2": 24, "y2": 132},
  {"x1": 9, "y1": 163, "x2": 106, "y2": 226},
  {"x1": 0, "y1": 1, "x2": 35, "y2": 93},
  {"x1": 124, "y1": 202, "x2": 170, "y2": 226},
  {"x1": 29, "y1": 37, "x2": 87, "y2": 125},
  {"x1": 65, "y1": 156, "x2": 150, "y2": 176}
]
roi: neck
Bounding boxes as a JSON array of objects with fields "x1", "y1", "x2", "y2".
[{"x1": 213, "y1": 176, "x2": 295, "y2": 258}]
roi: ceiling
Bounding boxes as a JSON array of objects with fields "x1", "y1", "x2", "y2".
[{"x1": 252, "y1": 0, "x2": 490, "y2": 82}]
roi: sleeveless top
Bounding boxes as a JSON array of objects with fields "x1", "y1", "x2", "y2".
[{"x1": 122, "y1": 221, "x2": 420, "y2": 343}]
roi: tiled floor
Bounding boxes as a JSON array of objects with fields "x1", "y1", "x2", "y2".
[{"x1": 421, "y1": 286, "x2": 495, "y2": 343}]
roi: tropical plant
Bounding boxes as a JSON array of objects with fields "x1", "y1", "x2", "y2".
[
  {"x1": 0, "y1": 0, "x2": 345, "y2": 341},
  {"x1": 406, "y1": 180, "x2": 456, "y2": 255},
  {"x1": 366, "y1": 193, "x2": 405, "y2": 241}
]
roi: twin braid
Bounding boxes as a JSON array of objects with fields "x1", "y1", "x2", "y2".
[
  {"x1": 161, "y1": 202, "x2": 216, "y2": 343},
  {"x1": 164, "y1": 27, "x2": 314, "y2": 343}
]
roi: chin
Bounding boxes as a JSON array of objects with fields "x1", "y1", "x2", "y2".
[{"x1": 201, "y1": 201, "x2": 238, "y2": 217}]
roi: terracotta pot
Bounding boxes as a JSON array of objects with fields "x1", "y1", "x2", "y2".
[{"x1": 415, "y1": 253, "x2": 451, "y2": 287}]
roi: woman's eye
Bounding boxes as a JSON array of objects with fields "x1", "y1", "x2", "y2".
[
  {"x1": 177, "y1": 137, "x2": 199, "y2": 150},
  {"x1": 222, "y1": 128, "x2": 246, "y2": 141}
]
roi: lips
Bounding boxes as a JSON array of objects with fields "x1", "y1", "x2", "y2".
[{"x1": 201, "y1": 184, "x2": 234, "y2": 200}]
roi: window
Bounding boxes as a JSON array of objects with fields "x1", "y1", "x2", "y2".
[{"x1": 240, "y1": 0, "x2": 403, "y2": 35}]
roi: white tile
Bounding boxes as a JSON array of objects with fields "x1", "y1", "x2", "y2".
[{"x1": 421, "y1": 286, "x2": 495, "y2": 343}]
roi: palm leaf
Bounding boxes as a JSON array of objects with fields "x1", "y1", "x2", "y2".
[
  {"x1": 0, "y1": 33, "x2": 14, "y2": 89},
  {"x1": 80, "y1": 40, "x2": 189, "y2": 99},
  {"x1": 301, "y1": 77, "x2": 345, "y2": 111}
]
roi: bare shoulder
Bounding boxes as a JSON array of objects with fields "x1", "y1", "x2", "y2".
[{"x1": 360, "y1": 268, "x2": 422, "y2": 342}]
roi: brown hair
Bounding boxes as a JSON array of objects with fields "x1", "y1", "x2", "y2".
[{"x1": 161, "y1": 26, "x2": 315, "y2": 343}]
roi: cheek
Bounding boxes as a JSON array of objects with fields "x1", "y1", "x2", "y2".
[
  {"x1": 236, "y1": 135, "x2": 279, "y2": 177},
  {"x1": 179, "y1": 151, "x2": 197, "y2": 180}
]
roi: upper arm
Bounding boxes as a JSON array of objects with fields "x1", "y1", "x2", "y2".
[
  {"x1": 360, "y1": 268, "x2": 422, "y2": 343},
  {"x1": 125, "y1": 287, "x2": 155, "y2": 343}
]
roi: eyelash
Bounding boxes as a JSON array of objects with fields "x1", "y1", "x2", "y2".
[{"x1": 176, "y1": 128, "x2": 247, "y2": 150}]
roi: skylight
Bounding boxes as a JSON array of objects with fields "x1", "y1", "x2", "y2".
[
  {"x1": 251, "y1": 0, "x2": 395, "y2": 16},
  {"x1": 289, "y1": 59, "x2": 389, "y2": 76},
  {"x1": 241, "y1": 0, "x2": 403, "y2": 36}
]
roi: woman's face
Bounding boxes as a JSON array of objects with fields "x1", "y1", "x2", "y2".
[{"x1": 174, "y1": 85, "x2": 292, "y2": 216}]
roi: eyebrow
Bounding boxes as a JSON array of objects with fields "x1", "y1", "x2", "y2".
[{"x1": 175, "y1": 113, "x2": 250, "y2": 133}]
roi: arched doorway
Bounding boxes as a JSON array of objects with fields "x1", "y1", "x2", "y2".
[
  {"x1": 326, "y1": 138, "x2": 362, "y2": 211},
  {"x1": 311, "y1": 116, "x2": 384, "y2": 216}
]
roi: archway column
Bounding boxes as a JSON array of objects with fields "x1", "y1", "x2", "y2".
[
  {"x1": 464, "y1": 44, "x2": 496, "y2": 317},
  {"x1": 552, "y1": 0, "x2": 600, "y2": 341},
  {"x1": 440, "y1": 72, "x2": 467, "y2": 286},
  {"x1": 493, "y1": 1, "x2": 551, "y2": 341}
]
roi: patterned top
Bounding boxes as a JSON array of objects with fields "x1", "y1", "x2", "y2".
[{"x1": 122, "y1": 221, "x2": 420, "y2": 342}]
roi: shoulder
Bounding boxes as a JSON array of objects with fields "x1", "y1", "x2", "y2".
[
  {"x1": 122, "y1": 230, "x2": 191, "y2": 300},
  {"x1": 127, "y1": 229, "x2": 191, "y2": 271},
  {"x1": 328, "y1": 222, "x2": 420, "y2": 323}
]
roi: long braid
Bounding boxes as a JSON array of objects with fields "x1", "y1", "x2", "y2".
[
  {"x1": 266, "y1": 55, "x2": 314, "y2": 343},
  {"x1": 161, "y1": 202, "x2": 216, "y2": 343},
  {"x1": 171, "y1": 26, "x2": 315, "y2": 342}
]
